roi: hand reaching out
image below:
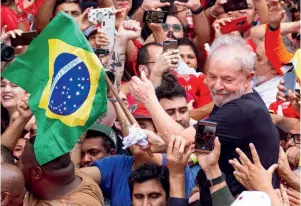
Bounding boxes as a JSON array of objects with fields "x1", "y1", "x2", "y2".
[
  {"x1": 152, "y1": 49, "x2": 180, "y2": 76},
  {"x1": 268, "y1": 0, "x2": 285, "y2": 29},
  {"x1": 1, "y1": 25, "x2": 23, "y2": 47},
  {"x1": 167, "y1": 135, "x2": 194, "y2": 175},
  {"x1": 139, "y1": 130, "x2": 167, "y2": 153},
  {"x1": 95, "y1": 29, "x2": 109, "y2": 48},
  {"x1": 212, "y1": 17, "x2": 232, "y2": 37},
  {"x1": 196, "y1": 137, "x2": 221, "y2": 173},
  {"x1": 130, "y1": 71, "x2": 156, "y2": 105},
  {"x1": 141, "y1": 0, "x2": 171, "y2": 11},
  {"x1": 229, "y1": 143, "x2": 278, "y2": 192},
  {"x1": 78, "y1": 8, "x2": 93, "y2": 32}
]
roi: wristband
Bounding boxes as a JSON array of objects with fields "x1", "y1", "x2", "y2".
[
  {"x1": 268, "y1": 24, "x2": 279, "y2": 31},
  {"x1": 16, "y1": 13, "x2": 27, "y2": 23},
  {"x1": 209, "y1": 6, "x2": 218, "y2": 19},
  {"x1": 191, "y1": 4, "x2": 203, "y2": 15},
  {"x1": 206, "y1": 173, "x2": 226, "y2": 187},
  {"x1": 190, "y1": 154, "x2": 198, "y2": 165}
]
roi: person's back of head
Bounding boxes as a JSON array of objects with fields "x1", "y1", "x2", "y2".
[
  {"x1": 20, "y1": 136, "x2": 75, "y2": 198},
  {"x1": 155, "y1": 72, "x2": 186, "y2": 101},
  {"x1": 1, "y1": 145, "x2": 15, "y2": 164},
  {"x1": 128, "y1": 163, "x2": 169, "y2": 206},
  {"x1": 1, "y1": 163, "x2": 25, "y2": 206}
]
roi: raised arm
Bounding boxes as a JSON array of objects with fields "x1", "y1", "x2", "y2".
[
  {"x1": 107, "y1": 20, "x2": 141, "y2": 90},
  {"x1": 32, "y1": 0, "x2": 56, "y2": 32},
  {"x1": 1, "y1": 97, "x2": 33, "y2": 151}
]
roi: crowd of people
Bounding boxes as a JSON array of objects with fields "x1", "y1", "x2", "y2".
[{"x1": 0, "y1": 0, "x2": 300, "y2": 205}]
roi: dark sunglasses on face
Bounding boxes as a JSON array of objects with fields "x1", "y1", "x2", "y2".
[
  {"x1": 287, "y1": 132, "x2": 301, "y2": 144},
  {"x1": 161, "y1": 23, "x2": 183, "y2": 33}
]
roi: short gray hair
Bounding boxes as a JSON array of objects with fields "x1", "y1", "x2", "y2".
[{"x1": 207, "y1": 35, "x2": 256, "y2": 73}]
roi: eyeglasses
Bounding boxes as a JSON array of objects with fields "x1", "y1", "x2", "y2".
[
  {"x1": 141, "y1": 61, "x2": 155, "y2": 65},
  {"x1": 161, "y1": 23, "x2": 183, "y2": 33},
  {"x1": 287, "y1": 133, "x2": 300, "y2": 144}
]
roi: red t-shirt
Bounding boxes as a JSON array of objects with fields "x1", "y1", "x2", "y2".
[
  {"x1": 177, "y1": 73, "x2": 212, "y2": 108},
  {"x1": 1, "y1": 6, "x2": 30, "y2": 31}
]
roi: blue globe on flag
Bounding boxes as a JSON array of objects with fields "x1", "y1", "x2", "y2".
[{"x1": 48, "y1": 53, "x2": 91, "y2": 116}]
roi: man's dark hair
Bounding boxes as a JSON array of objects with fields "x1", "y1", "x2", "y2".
[
  {"x1": 177, "y1": 38, "x2": 202, "y2": 72},
  {"x1": 29, "y1": 136, "x2": 71, "y2": 169},
  {"x1": 155, "y1": 73, "x2": 186, "y2": 101},
  {"x1": 136, "y1": 42, "x2": 162, "y2": 75},
  {"x1": 1, "y1": 145, "x2": 15, "y2": 165},
  {"x1": 53, "y1": 0, "x2": 82, "y2": 16},
  {"x1": 128, "y1": 163, "x2": 170, "y2": 200},
  {"x1": 85, "y1": 130, "x2": 114, "y2": 153}
]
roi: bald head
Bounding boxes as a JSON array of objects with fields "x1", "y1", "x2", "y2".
[{"x1": 1, "y1": 164, "x2": 25, "y2": 206}]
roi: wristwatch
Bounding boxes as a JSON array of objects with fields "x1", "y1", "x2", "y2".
[{"x1": 206, "y1": 173, "x2": 226, "y2": 187}]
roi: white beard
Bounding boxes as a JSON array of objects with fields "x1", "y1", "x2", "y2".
[{"x1": 210, "y1": 86, "x2": 246, "y2": 107}]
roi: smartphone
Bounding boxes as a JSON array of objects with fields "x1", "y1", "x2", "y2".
[
  {"x1": 163, "y1": 40, "x2": 178, "y2": 53},
  {"x1": 11, "y1": 31, "x2": 38, "y2": 47},
  {"x1": 220, "y1": 16, "x2": 249, "y2": 34},
  {"x1": 195, "y1": 120, "x2": 217, "y2": 153},
  {"x1": 295, "y1": 89, "x2": 300, "y2": 93},
  {"x1": 283, "y1": 69, "x2": 297, "y2": 96},
  {"x1": 223, "y1": 0, "x2": 248, "y2": 12},
  {"x1": 143, "y1": 10, "x2": 168, "y2": 23},
  {"x1": 88, "y1": 8, "x2": 115, "y2": 49}
]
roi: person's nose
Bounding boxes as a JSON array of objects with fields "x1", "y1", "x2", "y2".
[
  {"x1": 142, "y1": 198, "x2": 151, "y2": 206},
  {"x1": 3, "y1": 85, "x2": 12, "y2": 93},
  {"x1": 183, "y1": 56, "x2": 189, "y2": 66},
  {"x1": 82, "y1": 154, "x2": 92, "y2": 166},
  {"x1": 174, "y1": 111, "x2": 182, "y2": 123},
  {"x1": 213, "y1": 79, "x2": 224, "y2": 91}
]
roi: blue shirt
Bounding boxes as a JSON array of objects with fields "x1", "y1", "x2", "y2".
[{"x1": 92, "y1": 155, "x2": 195, "y2": 206}]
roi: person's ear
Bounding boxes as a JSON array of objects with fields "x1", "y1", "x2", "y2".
[
  {"x1": 31, "y1": 166, "x2": 43, "y2": 180},
  {"x1": 1, "y1": 192, "x2": 11, "y2": 205},
  {"x1": 247, "y1": 72, "x2": 254, "y2": 81},
  {"x1": 109, "y1": 149, "x2": 116, "y2": 155}
]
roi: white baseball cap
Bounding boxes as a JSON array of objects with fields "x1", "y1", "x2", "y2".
[{"x1": 231, "y1": 191, "x2": 271, "y2": 206}]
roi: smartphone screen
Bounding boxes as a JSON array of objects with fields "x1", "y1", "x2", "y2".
[
  {"x1": 11, "y1": 31, "x2": 38, "y2": 47},
  {"x1": 143, "y1": 10, "x2": 168, "y2": 23},
  {"x1": 283, "y1": 69, "x2": 297, "y2": 96},
  {"x1": 195, "y1": 120, "x2": 217, "y2": 153},
  {"x1": 223, "y1": 0, "x2": 248, "y2": 12},
  {"x1": 163, "y1": 40, "x2": 178, "y2": 53}
]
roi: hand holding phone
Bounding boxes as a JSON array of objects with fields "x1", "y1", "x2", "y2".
[
  {"x1": 220, "y1": 16, "x2": 249, "y2": 34},
  {"x1": 143, "y1": 10, "x2": 168, "y2": 23},
  {"x1": 11, "y1": 31, "x2": 38, "y2": 47},
  {"x1": 283, "y1": 69, "x2": 297, "y2": 96},
  {"x1": 195, "y1": 120, "x2": 217, "y2": 153},
  {"x1": 163, "y1": 39, "x2": 178, "y2": 53}
]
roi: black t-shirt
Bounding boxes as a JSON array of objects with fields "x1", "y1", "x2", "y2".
[{"x1": 194, "y1": 90, "x2": 280, "y2": 196}]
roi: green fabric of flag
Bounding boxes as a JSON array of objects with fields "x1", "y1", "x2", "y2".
[{"x1": 2, "y1": 12, "x2": 107, "y2": 165}]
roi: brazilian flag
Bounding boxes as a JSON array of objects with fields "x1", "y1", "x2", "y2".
[{"x1": 2, "y1": 12, "x2": 107, "y2": 165}]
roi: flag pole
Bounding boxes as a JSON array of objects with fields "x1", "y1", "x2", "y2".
[{"x1": 104, "y1": 73, "x2": 154, "y2": 158}]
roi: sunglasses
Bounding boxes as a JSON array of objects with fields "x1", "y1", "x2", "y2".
[
  {"x1": 287, "y1": 133, "x2": 300, "y2": 144},
  {"x1": 161, "y1": 23, "x2": 183, "y2": 33}
]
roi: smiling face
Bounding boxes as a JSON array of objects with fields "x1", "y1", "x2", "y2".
[
  {"x1": 1, "y1": 78, "x2": 26, "y2": 112},
  {"x1": 205, "y1": 49, "x2": 253, "y2": 107}
]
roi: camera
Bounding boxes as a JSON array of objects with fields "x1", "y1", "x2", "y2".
[{"x1": 1, "y1": 42, "x2": 15, "y2": 62}]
